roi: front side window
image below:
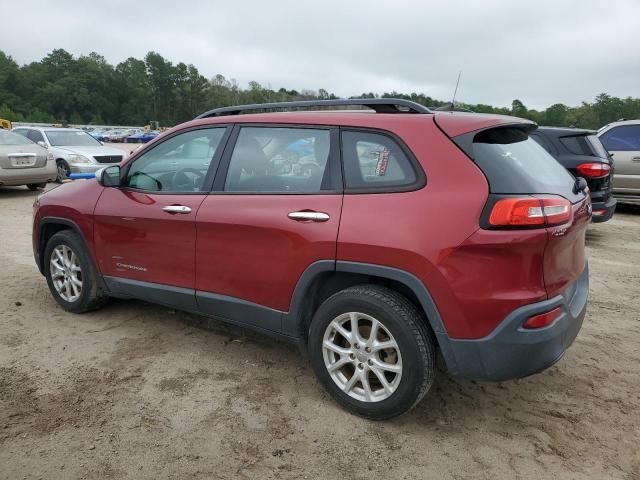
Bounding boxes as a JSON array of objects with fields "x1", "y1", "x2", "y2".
[
  {"x1": 599, "y1": 125, "x2": 640, "y2": 151},
  {"x1": 126, "y1": 128, "x2": 226, "y2": 193},
  {"x1": 45, "y1": 130, "x2": 100, "y2": 147},
  {"x1": 224, "y1": 127, "x2": 332, "y2": 193},
  {"x1": 341, "y1": 130, "x2": 418, "y2": 190}
]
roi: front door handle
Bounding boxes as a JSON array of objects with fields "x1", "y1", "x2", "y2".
[
  {"x1": 288, "y1": 211, "x2": 330, "y2": 222},
  {"x1": 632, "y1": 157, "x2": 640, "y2": 162},
  {"x1": 162, "y1": 205, "x2": 192, "y2": 214}
]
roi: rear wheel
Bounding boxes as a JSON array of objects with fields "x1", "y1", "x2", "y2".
[
  {"x1": 55, "y1": 160, "x2": 69, "y2": 183},
  {"x1": 27, "y1": 183, "x2": 46, "y2": 191},
  {"x1": 44, "y1": 230, "x2": 108, "y2": 313},
  {"x1": 308, "y1": 285, "x2": 436, "y2": 420}
]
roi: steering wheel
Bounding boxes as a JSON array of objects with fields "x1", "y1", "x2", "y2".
[{"x1": 172, "y1": 168, "x2": 206, "y2": 191}]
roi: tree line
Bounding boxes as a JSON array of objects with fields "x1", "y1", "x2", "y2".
[{"x1": 0, "y1": 49, "x2": 638, "y2": 129}]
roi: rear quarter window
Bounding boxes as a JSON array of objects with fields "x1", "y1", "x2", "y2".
[{"x1": 341, "y1": 130, "x2": 423, "y2": 191}]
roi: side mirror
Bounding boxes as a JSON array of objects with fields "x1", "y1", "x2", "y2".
[
  {"x1": 100, "y1": 141, "x2": 105, "y2": 146},
  {"x1": 96, "y1": 165, "x2": 121, "y2": 187},
  {"x1": 37, "y1": 141, "x2": 47, "y2": 148}
]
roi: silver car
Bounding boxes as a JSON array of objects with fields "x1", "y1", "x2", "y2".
[
  {"x1": 598, "y1": 120, "x2": 640, "y2": 205},
  {"x1": 0, "y1": 129, "x2": 57, "y2": 189},
  {"x1": 12, "y1": 127, "x2": 125, "y2": 182}
]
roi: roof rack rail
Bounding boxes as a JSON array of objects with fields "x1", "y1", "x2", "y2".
[{"x1": 195, "y1": 98, "x2": 432, "y2": 119}]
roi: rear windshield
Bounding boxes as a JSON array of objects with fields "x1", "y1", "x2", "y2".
[
  {"x1": 0, "y1": 130, "x2": 34, "y2": 145},
  {"x1": 473, "y1": 128, "x2": 579, "y2": 200}
]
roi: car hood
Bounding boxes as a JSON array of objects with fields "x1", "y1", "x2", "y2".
[{"x1": 51, "y1": 145, "x2": 126, "y2": 159}]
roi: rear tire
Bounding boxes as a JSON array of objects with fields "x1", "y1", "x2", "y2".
[
  {"x1": 44, "y1": 230, "x2": 108, "y2": 313},
  {"x1": 27, "y1": 183, "x2": 46, "y2": 191},
  {"x1": 308, "y1": 285, "x2": 436, "y2": 420}
]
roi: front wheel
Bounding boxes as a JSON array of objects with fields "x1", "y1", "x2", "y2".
[
  {"x1": 308, "y1": 285, "x2": 436, "y2": 420},
  {"x1": 55, "y1": 160, "x2": 69, "y2": 183},
  {"x1": 44, "y1": 230, "x2": 108, "y2": 313}
]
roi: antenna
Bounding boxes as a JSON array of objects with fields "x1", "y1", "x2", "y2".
[{"x1": 451, "y1": 71, "x2": 462, "y2": 106}]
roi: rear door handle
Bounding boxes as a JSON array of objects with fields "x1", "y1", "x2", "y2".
[
  {"x1": 288, "y1": 211, "x2": 330, "y2": 222},
  {"x1": 162, "y1": 205, "x2": 192, "y2": 214},
  {"x1": 632, "y1": 157, "x2": 640, "y2": 162}
]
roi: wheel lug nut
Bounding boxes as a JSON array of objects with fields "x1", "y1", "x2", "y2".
[
  {"x1": 365, "y1": 347, "x2": 371, "y2": 353},
  {"x1": 349, "y1": 353, "x2": 355, "y2": 360},
  {"x1": 368, "y1": 359, "x2": 373, "y2": 366},
  {"x1": 358, "y1": 363, "x2": 364, "y2": 369},
  {"x1": 354, "y1": 344, "x2": 360, "y2": 349}
]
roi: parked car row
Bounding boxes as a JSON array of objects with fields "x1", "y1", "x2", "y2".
[
  {"x1": 88, "y1": 128, "x2": 145, "y2": 143},
  {"x1": 10, "y1": 127, "x2": 125, "y2": 183}
]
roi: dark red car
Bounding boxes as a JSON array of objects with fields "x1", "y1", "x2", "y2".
[{"x1": 32, "y1": 99, "x2": 590, "y2": 419}]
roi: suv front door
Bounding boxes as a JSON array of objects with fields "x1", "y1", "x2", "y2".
[
  {"x1": 94, "y1": 127, "x2": 230, "y2": 308},
  {"x1": 195, "y1": 125, "x2": 343, "y2": 333}
]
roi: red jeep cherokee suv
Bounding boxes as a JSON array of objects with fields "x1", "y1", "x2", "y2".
[{"x1": 32, "y1": 99, "x2": 590, "y2": 419}]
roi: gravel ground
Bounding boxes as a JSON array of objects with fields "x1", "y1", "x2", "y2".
[{"x1": 1, "y1": 185, "x2": 639, "y2": 480}]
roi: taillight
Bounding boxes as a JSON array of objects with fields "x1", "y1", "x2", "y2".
[
  {"x1": 488, "y1": 195, "x2": 572, "y2": 228},
  {"x1": 576, "y1": 162, "x2": 610, "y2": 178},
  {"x1": 522, "y1": 307, "x2": 562, "y2": 329}
]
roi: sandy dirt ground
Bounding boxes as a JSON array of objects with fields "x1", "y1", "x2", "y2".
[{"x1": 1, "y1": 184, "x2": 639, "y2": 480}]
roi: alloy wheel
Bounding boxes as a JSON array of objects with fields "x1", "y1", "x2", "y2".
[
  {"x1": 322, "y1": 312, "x2": 402, "y2": 402},
  {"x1": 50, "y1": 244, "x2": 83, "y2": 302}
]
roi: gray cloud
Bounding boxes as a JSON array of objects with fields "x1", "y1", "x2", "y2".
[{"x1": 4, "y1": 0, "x2": 640, "y2": 109}]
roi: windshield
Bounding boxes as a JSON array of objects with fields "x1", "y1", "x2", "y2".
[
  {"x1": 45, "y1": 130, "x2": 102, "y2": 147},
  {"x1": 0, "y1": 130, "x2": 35, "y2": 145}
]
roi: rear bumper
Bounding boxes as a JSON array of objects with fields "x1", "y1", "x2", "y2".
[
  {"x1": 0, "y1": 163, "x2": 57, "y2": 186},
  {"x1": 612, "y1": 192, "x2": 640, "y2": 206},
  {"x1": 443, "y1": 264, "x2": 588, "y2": 381},
  {"x1": 591, "y1": 195, "x2": 616, "y2": 223}
]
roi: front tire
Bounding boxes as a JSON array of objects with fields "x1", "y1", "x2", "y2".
[
  {"x1": 55, "y1": 160, "x2": 69, "y2": 183},
  {"x1": 308, "y1": 285, "x2": 436, "y2": 420},
  {"x1": 44, "y1": 230, "x2": 108, "y2": 313}
]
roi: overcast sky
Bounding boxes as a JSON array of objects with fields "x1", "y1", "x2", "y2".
[{"x1": 4, "y1": 0, "x2": 639, "y2": 109}]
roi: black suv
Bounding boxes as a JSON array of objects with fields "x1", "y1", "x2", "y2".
[{"x1": 531, "y1": 127, "x2": 616, "y2": 222}]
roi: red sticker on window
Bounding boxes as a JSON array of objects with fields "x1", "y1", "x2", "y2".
[{"x1": 376, "y1": 148, "x2": 390, "y2": 176}]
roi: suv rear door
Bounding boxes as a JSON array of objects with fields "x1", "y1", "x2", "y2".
[
  {"x1": 194, "y1": 125, "x2": 343, "y2": 333},
  {"x1": 436, "y1": 116, "x2": 591, "y2": 298}
]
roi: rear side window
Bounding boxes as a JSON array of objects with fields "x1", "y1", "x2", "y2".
[
  {"x1": 341, "y1": 130, "x2": 419, "y2": 191},
  {"x1": 224, "y1": 127, "x2": 335, "y2": 193},
  {"x1": 599, "y1": 125, "x2": 640, "y2": 151},
  {"x1": 472, "y1": 127, "x2": 578, "y2": 199}
]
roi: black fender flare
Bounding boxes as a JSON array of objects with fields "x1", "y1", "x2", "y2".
[
  {"x1": 37, "y1": 217, "x2": 95, "y2": 275},
  {"x1": 284, "y1": 260, "x2": 459, "y2": 373}
]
